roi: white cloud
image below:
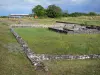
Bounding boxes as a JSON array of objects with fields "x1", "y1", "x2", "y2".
[
  {"x1": 0, "y1": 0, "x2": 88, "y2": 14},
  {"x1": 24, "y1": 0, "x2": 67, "y2": 5},
  {"x1": 23, "y1": 0, "x2": 87, "y2": 5},
  {"x1": 0, "y1": 0, "x2": 87, "y2": 8},
  {"x1": 71, "y1": 0, "x2": 87, "y2": 4},
  {"x1": 0, "y1": 0, "x2": 100, "y2": 15}
]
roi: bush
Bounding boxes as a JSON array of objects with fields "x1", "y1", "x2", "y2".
[{"x1": 69, "y1": 12, "x2": 88, "y2": 17}]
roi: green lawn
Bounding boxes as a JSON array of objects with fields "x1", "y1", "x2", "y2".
[{"x1": 15, "y1": 28, "x2": 100, "y2": 55}]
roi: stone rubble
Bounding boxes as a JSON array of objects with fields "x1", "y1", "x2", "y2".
[{"x1": 49, "y1": 21, "x2": 100, "y2": 34}]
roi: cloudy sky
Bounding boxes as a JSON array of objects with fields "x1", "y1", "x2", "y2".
[{"x1": 0, "y1": 0, "x2": 100, "y2": 16}]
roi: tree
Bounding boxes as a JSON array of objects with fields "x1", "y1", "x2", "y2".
[
  {"x1": 46, "y1": 5, "x2": 62, "y2": 18},
  {"x1": 88, "y1": 12, "x2": 97, "y2": 16},
  {"x1": 32, "y1": 5, "x2": 46, "y2": 17}
]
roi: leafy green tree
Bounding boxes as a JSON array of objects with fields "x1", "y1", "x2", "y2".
[
  {"x1": 32, "y1": 5, "x2": 46, "y2": 17},
  {"x1": 46, "y1": 5, "x2": 62, "y2": 18},
  {"x1": 88, "y1": 12, "x2": 97, "y2": 16}
]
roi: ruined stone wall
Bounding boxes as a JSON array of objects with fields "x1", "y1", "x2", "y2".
[
  {"x1": 33, "y1": 54, "x2": 100, "y2": 60},
  {"x1": 56, "y1": 21, "x2": 100, "y2": 30},
  {"x1": 10, "y1": 24, "x2": 53, "y2": 28},
  {"x1": 49, "y1": 22, "x2": 100, "y2": 34},
  {"x1": 10, "y1": 27, "x2": 100, "y2": 61},
  {"x1": 10, "y1": 28, "x2": 48, "y2": 71},
  {"x1": 10, "y1": 24, "x2": 100, "y2": 71}
]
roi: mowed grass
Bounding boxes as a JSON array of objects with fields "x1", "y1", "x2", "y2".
[
  {"x1": 15, "y1": 28, "x2": 100, "y2": 55},
  {"x1": 44, "y1": 59, "x2": 100, "y2": 75},
  {"x1": 0, "y1": 23, "x2": 37, "y2": 75}
]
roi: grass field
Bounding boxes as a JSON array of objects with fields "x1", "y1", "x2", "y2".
[
  {"x1": 0, "y1": 16, "x2": 100, "y2": 26},
  {"x1": 0, "y1": 23, "x2": 37, "y2": 75},
  {"x1": 0, "y1": 16, "x2": 100, "y2": 75},
  {"x1": 27, "y1": 16, "x2": 100, "y2": 26},
  {"x1": 15, "y1": 28, "x2": 100, "y2": 55},
  {"x1": 44, "y1": 59, "x2": 100, "y2": 75}
]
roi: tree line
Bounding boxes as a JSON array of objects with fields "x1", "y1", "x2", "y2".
[{"x1": 32, "y1": 5, "x2": 99, "y2": 18}]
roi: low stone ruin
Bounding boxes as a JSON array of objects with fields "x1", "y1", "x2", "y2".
[
  {"x1": 10, "y1": 28, "x2": 48, "y2": 72},
  {"x1": 48, "y1": 21, "x2": 100, "y2": 34},
  {"x1": 10, "y1": 23, "x2": 100, "y2": 72},
  {"x1": 10, "y1": 27, "x2": 100, "y2": 61},
  {"x1": 10, "y1": 24, "x2": 53, "y2": 28},
  {"x1": 33, "y1": 54, "x2": 100, "y2": 60}
]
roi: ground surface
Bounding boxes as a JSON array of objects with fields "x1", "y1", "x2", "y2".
[
  {"x1": 0, "y1": 16, "x2": 100, "y2": 25},
  {"x1": 15, "y1": 28, "x2": 100, "y2": 55},
  {"x1": 0, "y1": 16, "x2": 100, "y2": 75},
  {"x1": 44, "y1": 59, "x2": 100, "y2": 75},
  {"x1": 0, "y1": 23, "x2": 37, "y2": 75},
  {"x1": 26, "y1": 16, "x2": 100, "y2": 26}
]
